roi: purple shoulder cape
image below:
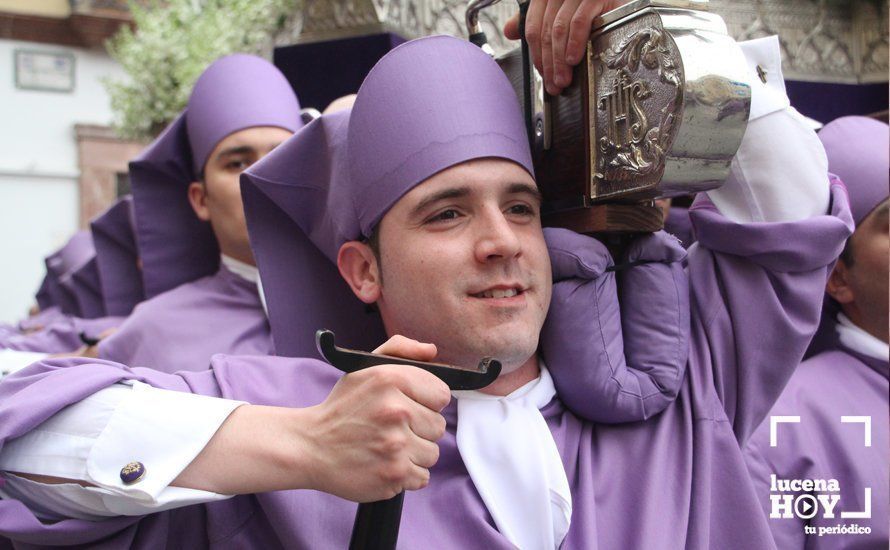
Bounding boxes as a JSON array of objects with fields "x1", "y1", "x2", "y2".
[{"x1": 97, "y1": 267, "x2": 272, "y2": 373}]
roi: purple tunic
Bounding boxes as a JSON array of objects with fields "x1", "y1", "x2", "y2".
[
  {"x1": 97, "y1": 266, "x2": 272, "y2": 373},
  {"x1": 0, "y1": 180, "x2": 852, "y2": 548},
  {"x1": 745, "y1": 345, "x2": 889, "y2": 548}
]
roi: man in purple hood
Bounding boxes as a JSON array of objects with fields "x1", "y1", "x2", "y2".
[
  {"x1": 93, "y1": 54, "x2": 303, "y2": 373},
  {"x1": 745, "y1": 116, "x2": 889, "y2": 548},
  {"x1": 0, "y1": 29, "x2": 852, "y2": 550}
]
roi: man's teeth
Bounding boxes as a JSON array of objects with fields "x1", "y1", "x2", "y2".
[{"x1": 477, "y1": 288, "x2": 519, "y2": 299}]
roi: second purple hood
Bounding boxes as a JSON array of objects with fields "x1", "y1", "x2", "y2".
[
  {"x1": 130, "y1": 54, "x2": 302, "y2": 298},
  {"x1": 90, "y1": 196, "x2": 145, "y2": 316}
]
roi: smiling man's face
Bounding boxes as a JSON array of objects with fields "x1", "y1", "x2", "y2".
[{"x1": 369, "y1": 158, "x2": 551, "y2": 372}]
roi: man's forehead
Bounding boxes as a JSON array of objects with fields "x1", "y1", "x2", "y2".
[
  {"x1": 402, "y1": 159, "x2": 537, "y2": 203},
  {"x1": 211, "y1": 126, "x2": 294, "y2": 158}
]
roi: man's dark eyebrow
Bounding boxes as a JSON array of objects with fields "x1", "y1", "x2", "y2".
[
  {"x1": 214, "y1": 145, "x2": 254, "y2": 160},
  {"x1": 507, "y1": 182, "x2": 543, "y2": 203},
  {"x1": 410, "y1": 186, "x2": 471, "y2": 216}
]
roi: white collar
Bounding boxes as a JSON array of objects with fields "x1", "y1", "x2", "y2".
[
  {"x1": 453, "y1": 364, "x2": 571, "y2": 549},
  {"x1": 836, "y1": 313, "x2": 889, "y2": 361},
  {"x1": 220, "y1": 255, "x2": 259, "y2": 284}
]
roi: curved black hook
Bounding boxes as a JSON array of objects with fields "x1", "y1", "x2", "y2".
[{"x1": 315, "y1": 329, "x2": 501, "y2": 391}]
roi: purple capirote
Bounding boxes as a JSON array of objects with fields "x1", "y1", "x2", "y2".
[
  {"x1": 58, "y1": 257, "x2": 105, "y2": 319},
  {"x1": 807, "y1": 116, "x2": 889, "y2": 358},
  {"x1": 41, "y1": 230, "x2": 93, "y2": 311},
  {"x1": 819, "y1": 116, "x2": 889, "y2": 226},
  {"x1": 129, "y1": 54, "x2": 302, "y2": 299},
  {"x1": 90, "y1": 195, "x2": 145, "y2": 316}
]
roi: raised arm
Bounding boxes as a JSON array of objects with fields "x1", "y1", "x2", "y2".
[{"x1": 684, "y1": 37, "x2": 853, "y2": 443}]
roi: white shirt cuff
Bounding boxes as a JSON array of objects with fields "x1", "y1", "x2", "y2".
[
  {"x1": 706, "y1": 36, "x2": 830, "y2": 223},
  {"x1": 0, "y1": 381, "x2": 246, "y2": 518}
]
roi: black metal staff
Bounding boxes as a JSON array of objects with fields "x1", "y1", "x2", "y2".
[{"x1": 315, "y1": 330, "x2": 501, "y2": 550}]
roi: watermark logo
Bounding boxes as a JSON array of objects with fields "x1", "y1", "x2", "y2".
[{"x1": 767, "y1": 415, "x2": 873, "y2": 538}]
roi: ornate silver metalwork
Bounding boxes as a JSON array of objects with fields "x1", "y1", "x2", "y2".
[
  {"x1": 281, "y1": 0, "x2": 887, "y2": 85},
  {"x1": 588, "y1": 2, "x2": 750, "y2": 199},
  {"x1": 595, "y1": 27, "x2": 683, "y2": 180}
]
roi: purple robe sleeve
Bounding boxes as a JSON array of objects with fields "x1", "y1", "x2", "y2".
[
  {"x1": 0, "y1": 354, "x2": 336, "y2": 546},
  {"x1": 686, "y1": 178, "x2": 853, "y2": 444},
  {"x1": 541, "y1": 228, "x2": 690, "y2": 423},
  {"x1": 0, "y1": 358, "x2": 208, "y2": 545}
]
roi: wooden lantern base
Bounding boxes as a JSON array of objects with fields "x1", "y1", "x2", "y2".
[{"x1": 542, "y1": 202, "x2": 664, "y2": 235}]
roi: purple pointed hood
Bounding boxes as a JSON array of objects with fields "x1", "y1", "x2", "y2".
[
  {"x1": 819, "y1": 116, "x2": 889, "y2": 226},
  {"x1": 44, "y1": 230, "x2": 94, "y2": 313},
  {"x1": 34, "y1": 273, "x2": 54, "y2": 310},
  {"x1": 90, "y1": 196, "x2": 145, "y2": 316},
  {"x1": 58, "y1": 257, "x2": 105, "y2": 319},
  {"x1": 130, "y1": 54, "x2": 302, "y2": 298},
  {"x1": 242, "y1": 35, "x2": 533, "y2": 357}
]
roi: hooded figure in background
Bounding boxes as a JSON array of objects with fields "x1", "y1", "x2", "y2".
[
  {"x1": 94, "y1": 53, "x2": 303, "y2": 373},
  {"x1": 0, "y1": 230, "x2": 122, "y2": 357},
  {"x1": 0, "y1": 34, "x2": 852, "y2": 549},
  {"x1": 745, "y1": 116, "x2": 889, "y2": 549},
  {"x1": 17, "y1": 231, "x2": 94, "y2": 332}
]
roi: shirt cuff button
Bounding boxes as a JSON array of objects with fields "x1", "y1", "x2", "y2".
[{"x1": 120, "y1": 461, "x2": 146, "y2": 484}]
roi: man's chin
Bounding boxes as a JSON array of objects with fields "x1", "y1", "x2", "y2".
[{"x1": 467, "y1": 334, "x2": 538, "y2": 369}]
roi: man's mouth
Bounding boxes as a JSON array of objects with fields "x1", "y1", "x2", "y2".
[{"x1": 470, "y1": 286, "x2": 525, "y2": 299}]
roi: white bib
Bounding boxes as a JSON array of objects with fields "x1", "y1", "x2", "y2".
[{"x1": 453, "y1": 364, "x2": 572, "y2": 549}]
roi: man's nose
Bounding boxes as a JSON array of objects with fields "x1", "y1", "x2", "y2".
[{"x1": 473, "y1": 208, "x2": 522, "y2": 263}]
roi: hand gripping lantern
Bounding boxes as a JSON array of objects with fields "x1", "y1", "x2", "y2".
[{"x1": 467, "y1": 0, "x2": 751, "y2": 234}]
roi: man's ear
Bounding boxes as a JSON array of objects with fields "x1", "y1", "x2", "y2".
[
  {"x1": 337, "y1": 241, "x2": 382, "y2": 304},
  {"x1": 826, "y1": 259, "x2": 855, "y2": 305},
  {"x1": 187, "y1": 181, "x2": 211, "y2": 221}
]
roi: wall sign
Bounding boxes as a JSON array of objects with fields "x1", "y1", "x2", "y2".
[{"x1": 14, "y1": 49, "x2": 76, "y2": 93}]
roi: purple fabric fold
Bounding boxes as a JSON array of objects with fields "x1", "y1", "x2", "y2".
[
  {"x1": 59, "y1": 257, "x2": 105, "y2": 319},
  {"x1": 43, "y1": 231, "x2": 94, "y2": 312},
  {"x1": 541, "y1": 228, "x2": 690, "y2": 422},
  {"x1": 91, "y1": 196, "x2": 145, "y2": 316},
  {"x1": 664, "y1": 206, "x2": 695, "y2": 249},
  {"x1": 689, "y1": 178, "x2": 852, "y2": 443},
  {"x1": 242, "y1": 110, "x2": 387, "y2": 357},
  {"x1": 1, "y1": 315, "x2": 123, "y2": 353},
  {"x1": 33, "y1": 274, "x2": 53, "y2": 311},
  {"x1": 97, "y1": 266, "x2": 272, "y2": 372}
]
